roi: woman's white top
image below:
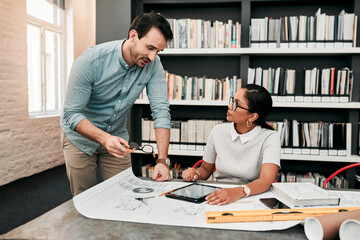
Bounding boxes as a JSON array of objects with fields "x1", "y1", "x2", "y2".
[{"x1": 203, "y1": 123, "x2": 281, "y2": 183}]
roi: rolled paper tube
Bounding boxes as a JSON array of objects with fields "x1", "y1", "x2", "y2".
[
  {"x1": 304, "y1": 209, "x2": 360, "y2": 240},
  {"x1": 339, "y1": 218, "x2": 360, "y2": 240}
]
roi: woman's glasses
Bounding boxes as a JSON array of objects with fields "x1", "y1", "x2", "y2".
[
  {"x1": 229, "y1": 97, "x2": 250, "y2": 111},
  {"x1": 128, "y1": 142, "x2": 156, "y2": 159}
]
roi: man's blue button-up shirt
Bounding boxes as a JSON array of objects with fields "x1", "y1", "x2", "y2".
[{"x1": 61, "y1": 40, "x2": 171, "y2": 155}]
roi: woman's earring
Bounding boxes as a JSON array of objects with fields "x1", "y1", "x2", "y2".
[{"x1": 246, "y1": 120, "x2": 252, "y2": 128}]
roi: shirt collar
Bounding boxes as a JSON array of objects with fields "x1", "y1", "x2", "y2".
[
  {"x1": 118, "y1": 39, "x2": 136, "y2": 71},
  {"x1": 230, "y1": 123, "x2": 261, "y2": 144}
]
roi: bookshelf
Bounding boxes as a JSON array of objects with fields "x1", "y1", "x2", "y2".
[
  {"x1": 135, "y1": 149, "x2": 360, "y2": 163},
  {"x1": 136, "y1": 99, "x2": 360, "y2": 109},
  {"x1": 161, "y1": 48, "x2": 360, "y2": 55},
  {"x1": 130, "y1": 0, "x2": 360, "y2": 188}
]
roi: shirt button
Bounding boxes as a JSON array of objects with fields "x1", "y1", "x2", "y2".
[
  {"x1": 118, "y1": 100, "x2": 121, "y2": 103},
  {"x1": 108, "y1": 126, "x2": 111, "y2": 128},
  {"x1": 123, "y1": 87, "x2": 126, "y2": 90},
  {"x1": 113, "y1": 114, "x2": 116, "y2": 116},
  {"x1": 125, "y1": 64, "x2": 129, "y2": 68}
]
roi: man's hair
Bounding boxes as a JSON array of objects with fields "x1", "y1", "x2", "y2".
[{"x1": 128, "y1": 11, "x2": 173, "y2": 41}]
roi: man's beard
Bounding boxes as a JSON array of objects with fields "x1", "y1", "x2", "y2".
[{"x1": 135, "y1": 57, "x2": 151, "y2": 68}]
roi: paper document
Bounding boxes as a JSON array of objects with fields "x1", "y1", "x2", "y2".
[{"x1": 73, "y1": 168, "x2": 360, "y2": 231}]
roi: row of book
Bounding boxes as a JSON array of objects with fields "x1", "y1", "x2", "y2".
[
  {"x1": 139, "y1": 71, "x2": 241, "y2": 101},
  {"x1": 166, "y1": 18, "x2": 241, "y2": 49},
  {"x1": 138, "y1": 66, "x2": 354, "y2": 103},
  {"x1": 140, "y1": 140, "x2": 356, "y2": 156},
  {"x1": 142, "y1": 118, "x2": 223, "y2": 144},
  {"x1": 278, "y1": 172, "x2": 348, "y2": 189},
  {"x1": 247, "y1": 67, "x2": 354, "y2": 102},
  {"x1": 140, "y1": 163, "x2": 348, "y2": 189},
  {"x1": 268, "y1": 120, "x2": 351, "y2": 156},
  {"x1": 250, "y1": 9, "x2": 358, "y2": 48},
  {"x1": 142, "y1": 118, "x2": 352, "y2": 156}
]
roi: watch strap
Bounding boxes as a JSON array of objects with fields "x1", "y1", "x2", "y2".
[
  {"x1": 240, "y1": 184, "x2": 251, "y2": 197},
  {"x1": 157, "y1": 158, "x2": 170, "y2": 168}
]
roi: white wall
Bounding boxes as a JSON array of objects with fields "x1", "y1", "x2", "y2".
[{"x1": 73, "y1": 0, "x2": 96, "y2": 58}]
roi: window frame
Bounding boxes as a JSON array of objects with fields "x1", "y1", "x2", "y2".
[{"x1": 26, "y1": 2, "x2": 66, "y2": 118}]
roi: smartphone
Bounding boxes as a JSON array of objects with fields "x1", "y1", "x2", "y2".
[{"x1": 259, "y1": 197, "x2": 290, "y2": 209}]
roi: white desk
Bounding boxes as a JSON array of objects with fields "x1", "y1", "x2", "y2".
[{"x1": 1, "y1": 199, "x2": 307, "y2": 240}]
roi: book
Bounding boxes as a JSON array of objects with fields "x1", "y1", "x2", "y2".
[
  {"x1": 296, "y1": 172, "x2": 315, "y2": 184},
  {"x1": 141, "y1": 118, "x2": 150, "y2": 141},
  {"x1": 272, "y1": 182, "x2": 340, "y2": 207}
]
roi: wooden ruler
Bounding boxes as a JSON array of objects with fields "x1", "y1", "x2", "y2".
[{"x1": 206, "y1": 207, "x2": 360, "y2": 223}]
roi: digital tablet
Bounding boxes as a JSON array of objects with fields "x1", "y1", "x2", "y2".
[{"x1": 165, "y1": 183, "x2": 220, "y2": 203}]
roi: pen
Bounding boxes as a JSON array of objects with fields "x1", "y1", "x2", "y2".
[
  {"x1": 126, "y1": 147, "x2": 136, "y2": 153},
  {"x1": 160, "y1": 190, "x2": 173, "y2": 196}
]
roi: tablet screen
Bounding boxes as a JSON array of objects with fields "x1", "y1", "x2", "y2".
[{"x1": 165, "y1": 183, "x2": 220, "y2": 203}]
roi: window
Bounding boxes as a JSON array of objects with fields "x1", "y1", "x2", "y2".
[{"x1": 26, "y1": 0, "x2": 65, "y2": 117}]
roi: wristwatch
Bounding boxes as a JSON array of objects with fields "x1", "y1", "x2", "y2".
[
  {"x1": 156, "y1": 157, "x2": 171, "y2": 168},
  {"x1": 240, "y1": 185, "x2": 251, "y2": 197}
]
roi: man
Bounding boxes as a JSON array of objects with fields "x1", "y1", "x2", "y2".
[{"x1": 61, "y1": 12, "x2": 172, "y2": 196}]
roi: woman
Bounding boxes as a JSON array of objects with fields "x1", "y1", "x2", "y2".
[{"x1": 182, "y1": 84, "x2": 280, "y2": 205}]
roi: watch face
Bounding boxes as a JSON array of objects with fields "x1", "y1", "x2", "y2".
[{"x1": 241, "y1": 185, "x2": 250, "y2": 196}]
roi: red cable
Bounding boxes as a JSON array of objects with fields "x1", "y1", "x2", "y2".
[
  {"x1": 322, "y1": 162, "x2": 360, "y2": 188},
  {"x1": 193, "y1": 159, "x2": 216, "y2": 171},
  {"x1": 193, "y1": 159, "x2": 203, "y2": 168}
]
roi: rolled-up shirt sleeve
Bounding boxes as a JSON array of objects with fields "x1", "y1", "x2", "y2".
[
  {"x1": 146, "y1": 57, "x2": 172, "y2": 129},
  {"x1": 62, "y1": 52, "x2": 95, "y2": 131}
]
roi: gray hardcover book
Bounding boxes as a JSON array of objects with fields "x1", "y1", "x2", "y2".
[{"x1": 321, "y1": 122, "x2": 329, "y2": 148}]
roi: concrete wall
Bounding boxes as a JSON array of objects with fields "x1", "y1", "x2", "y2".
[
  {"x1": 96, "y1": 0, "x2": 131, "y2": 44},
  {"x1": 0, "y1": 0, "x2": 96, "y2": 186},
  {"x1": 96, "y1": 0, "x2": 132, "y2": 136}
]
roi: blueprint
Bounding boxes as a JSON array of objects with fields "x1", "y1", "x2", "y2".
[{"x1": 73, "y1": 168, "x2": 360, "y2": 231}]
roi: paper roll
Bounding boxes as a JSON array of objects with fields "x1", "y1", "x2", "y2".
[
  {"x1": 339, "y1": 219, "x2": 360, "y2": 240},
  {"x1": 304, "y1": 209, "x2": 360, "y2": 240},
  {"x1": 304, "y1": 217, "x2": 324, "y2": 240}
]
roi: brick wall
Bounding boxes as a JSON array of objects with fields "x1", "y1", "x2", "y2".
[{"x1": 0, "y1": 0, "x2": 95, "y2": 186}]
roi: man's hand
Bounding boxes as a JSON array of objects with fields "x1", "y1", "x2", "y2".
[
  {"x1": 103, "y1": 135, "x2": 132, "y2": 158},
  {"x1": 152, "y1": 163, "x2": 171, "y2": 182},
  {"x1": 75, "y1": 119, "x2": 134, "y2": 158}
]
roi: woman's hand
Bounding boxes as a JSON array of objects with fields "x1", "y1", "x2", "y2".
[
  {"x1": 181, "y1": 167, "x2": 199, "y2": 181},
  {"x1": 205, "y1": 187, "x2": 243, "y2": 205}
]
